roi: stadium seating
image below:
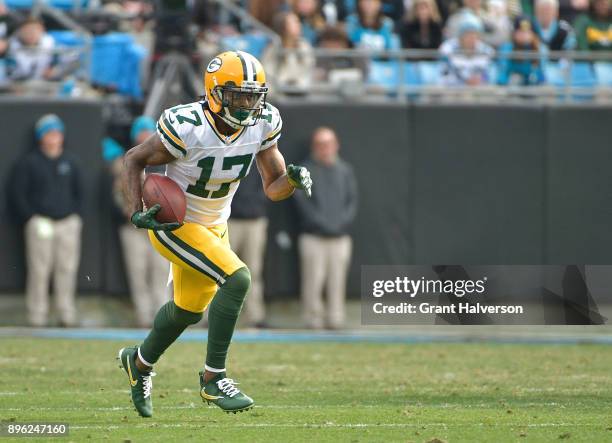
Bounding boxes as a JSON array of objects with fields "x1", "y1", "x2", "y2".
[
  {"x1": 544, "y1": 61, "x2": 596, "y2": 87},
  {"x1": 543, "y1": 61, "x2": 565, "y2": 87},
  {"x1": 219, "y1": 34, "x2": 269, "y2": 59},
  {"x1": 367, "y1": 60, "x2": 400, "y2": 90},
  {"x1": 368, "y1": 60, "x2": 421, "y2": 90},
  {"x1": 49, "y1": 31, "x2": 145, "y2": 98},
  {"x1": 594, "y1": 62, "x2": 612, "y2": 86},
  {"x1": 417, "y1": 61, "x2": 441, "y2": 86},
  {"x1": 6, "y1": 0, "x2": 89, "y2": 9},
  {"x1": 48, "y1": 30, "x2": 87, "y2": 47},
  {"x1": 368, "y1": 60, "x2": 454, "y2": 91},
  {"x1": 91, "y1": 33, "x2": 145, "y2": 98},
  {"x1": 367, "y1": 59, "x2": 610, "y2": 89},
  {"x1": 487, "y1": 64, "x2": 498, "y2": 85},
  {"x1": 571, "y1": 62, "x2": 597, "y2": 87}
]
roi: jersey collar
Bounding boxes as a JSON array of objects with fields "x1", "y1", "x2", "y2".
[{"x1": 203, "y1": 109, "x2": 246, "y2": 145}]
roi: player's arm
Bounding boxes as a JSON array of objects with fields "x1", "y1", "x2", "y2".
[
  {"x1": 256, "y1": 144, "x2": 312, "y2": 201},
  {"x1": 123, "y1": 133, "x2": 181, "y2": 231}
]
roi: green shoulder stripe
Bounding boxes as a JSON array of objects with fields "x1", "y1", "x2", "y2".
[
  {"x1": 261, "y1": 128, "x2": 282, "y2": 145},
  {"x1": 157, "y1": 123, "x2": 187, "y2": 156},
  {"x1": 162, "y1": 116, "x2": 181, "y2": 140}
]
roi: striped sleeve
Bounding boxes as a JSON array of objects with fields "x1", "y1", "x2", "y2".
[
  {"x1": 259, "y1": 104, "x2": 282, "y2": 151},
  {"x1": 157, "y1": 110, "x2": 187, "y2": 158}
]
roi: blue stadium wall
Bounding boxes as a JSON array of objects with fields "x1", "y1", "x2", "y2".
[{"x1": 1, "y1": 98, "x2": 611, "y2": 299}]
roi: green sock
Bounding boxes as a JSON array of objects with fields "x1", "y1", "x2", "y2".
[
  {"x1": 206, "y1": 267, "x2": 251, "y2": 370},
  {"x1": 139, "y1": 301, "x2": 202, "y2": 365}
]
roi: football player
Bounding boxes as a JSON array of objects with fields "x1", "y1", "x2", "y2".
[{"x1": 117, "y1": 51, "x2": 312, "y2": 417}]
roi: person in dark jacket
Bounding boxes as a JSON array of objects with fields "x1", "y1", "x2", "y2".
[
  {"x1": 11, "y1": 114, "x2": 82, "y2": 326},
  {"x1": 293, "y1": 127, "x2": 358, "y2": 329},
  {"x1": 399, "y1": 0, "x2": 443, "y2": 49},
  {"x1": 228, "y1": 159, "x2": 269, "y2": 327}
]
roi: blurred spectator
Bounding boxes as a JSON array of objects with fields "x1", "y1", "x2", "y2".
[
  {"x1": 249, "y1": 0, "x2": 290, "y2": 28},
  {"x1": 292, "y1": 0, "x2": 327, "y2": 44},
  {"x1": 399, "y1": 0, "x2": 443, "y2": 49},
  {"x1": 320, "y1": 0, "x2": 349, "y2": 24},
  {"x1": 315, "y1": 25, "x2": 368, "y2": 83},
  {"x1": 0, "y1": 1, "x2": 18, "y2": 85},
  {"x1": 122, "y1": 1, "x2": 155, "y2": 52},
  {"x1": 82, "y1": 3, "x2": 121, "y2": 35},
  {"x1": 228, "y1": 163, "x2": 269, "y2": 328},
  {"x1": 440, "y1": 15, "x2": 495, "y2": 85},
  {"x1": 498, "y1": 16, "x2": 546, "y2": 85},
  {"x1": 7, "y1": 17, "x2": 58, "y2": 81},
  {"x1": 535, "y1": 0, "x2": 577, "y2": 50},
  {"x1": 107, "y1": 117, "x2": 170, "y2": 328},
  {"x1": 505, "y1": 0, "x2": 523, "y2": 17},
  {"x1": 11, "y1": 115, "x2": 82, "y2": 327},
  {"x1": 437, "y1": 0, "x2": 464, "y2": 22},
  {"x1": 559, "y1": 0, "x2": 590, "y2": 23},
  {"x1": 574, "y1": 0, "x2": 611, "y2": 50},
  {"x1": 294, "y1": 127, "x2": 358, "y2": 330},
  {"x1": 345, "y1": 0, "x2": 405, "y2": 23},
  {"x1": 381, "y1": 0, "x2": 406, "y2": 24},
  {"x1": 121, "y1": 1, "x2": 154, "y2": 88},
  {"x1": 262, "y1": 11, "x2": 315, "y2": 92},
  {"x1": 345, "y1": 0, "x2": 400, "y2": 50},
  {"x1": 0, "y1": 1, "x2": 17, "y2": 54},
  {"x1": 486, "y1": 0, "x2": 514, "y2": 45},
  {"x1": 445, "y1": 0, "x2": 512, "y2": 47}
]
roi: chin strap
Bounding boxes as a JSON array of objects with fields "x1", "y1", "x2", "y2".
[{"x1": 220, "y1": 108, "x2": 243, "y2": 130}]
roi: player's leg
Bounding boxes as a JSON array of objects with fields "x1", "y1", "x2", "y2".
[
  {"x1": 199, "y1": 265, "x2": 255, "y2": 413},
  {"x1": 118, "y1": 224, "x2": 208, "y2": 417},
  {"x1": 157, "y1": 223, "x2": 255, "y2": 412},
  {"x1": 138, "y1": 263, "x2": 208, "y2": 366},
  {"x1": 118, "y1": 223, "x2": 252, "y2": 415},
  {"x1": 118, "y1": 264, "x2": 205, "y2": 418}
]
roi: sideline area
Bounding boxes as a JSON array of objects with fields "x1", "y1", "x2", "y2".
[{"x1": 2, "y1": 326, "x2": 612, "y2": 345}]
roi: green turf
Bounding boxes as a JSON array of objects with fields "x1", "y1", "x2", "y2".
[{"x1": 0, "y1": 338, "x2": 611, "y2": 442}]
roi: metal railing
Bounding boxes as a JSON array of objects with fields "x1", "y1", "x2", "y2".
[{"x1": 269, "y1": 47, "x2": 612, "y2": 103}]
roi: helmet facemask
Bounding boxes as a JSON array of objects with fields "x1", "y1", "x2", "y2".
[{"x1": 213, "y1": 81, "x2": 268, "y2": 130}]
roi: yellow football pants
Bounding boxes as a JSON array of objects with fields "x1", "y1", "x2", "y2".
[{"x1": 148, "y1": 222, "x2": 245, "y2": 313}]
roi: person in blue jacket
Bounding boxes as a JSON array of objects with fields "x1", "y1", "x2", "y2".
[
  {"x1": 498, "y1": 16, "x2": 546, "y2": 86},
  {"x1": 345, "y1": 0, "x2": 399, "y2": 50}
]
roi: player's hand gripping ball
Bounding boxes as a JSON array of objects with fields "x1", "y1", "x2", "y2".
[
  {"x1": 287, "y1": 164, "x2": 312, "y2": 197},
  {"x1": 131, "y1": 174, "x2": 186, "y2": 231}
]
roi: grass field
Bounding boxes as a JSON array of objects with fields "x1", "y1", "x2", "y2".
[{"x1": 1, "y1": 337, "x2": 611, "y2": 442}]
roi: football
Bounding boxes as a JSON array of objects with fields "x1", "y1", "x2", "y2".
[{"x1": 142, "y1": 174, "x2": 186, "y2": 224}]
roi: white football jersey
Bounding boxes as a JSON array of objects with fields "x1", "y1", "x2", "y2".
[{"x1": 156, "y1": 100, "x2": 282, "y2": 226}]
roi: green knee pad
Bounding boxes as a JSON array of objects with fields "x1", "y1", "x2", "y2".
[{"x1": 210, "y1": 267, "x2": 251, "y2": 318}]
